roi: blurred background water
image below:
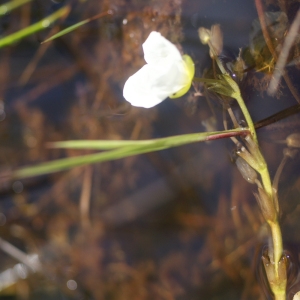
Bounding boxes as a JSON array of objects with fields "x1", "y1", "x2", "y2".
[{"x1": 0, "y1": 0, "x2": 300, "y2": 299}]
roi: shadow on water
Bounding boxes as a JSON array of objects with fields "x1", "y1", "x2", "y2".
[{"x1": 0, "y1": 0, "x2": 300, "y2": 299}]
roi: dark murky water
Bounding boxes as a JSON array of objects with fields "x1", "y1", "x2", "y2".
[{"x1": 0, "y1": 0, "x2": 300, "y2": 299}]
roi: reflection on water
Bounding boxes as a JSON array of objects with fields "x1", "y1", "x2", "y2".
[{"x1": 0, "y1": 0, "x2": 299, "y2": 299}]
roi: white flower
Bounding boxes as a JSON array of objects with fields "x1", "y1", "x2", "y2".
[
  {"x1": 294, "y1": 292, "x2": 300, "y2": 300},
  {"x1": 123, "y1": 31, "x2": 194, "y2": 108}
]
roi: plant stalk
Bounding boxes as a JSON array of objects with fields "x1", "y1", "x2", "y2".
[{"x1": 212, "y1": 54, "x2": 286, "y2": 297}]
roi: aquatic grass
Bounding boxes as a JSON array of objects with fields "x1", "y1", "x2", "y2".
[
  {"x1": 199, "y1": 24, "x2": 287, "y2": 299},
  {"x1": 0, "y1": 0, "x2": 32, "y2": 16},
  {"x1": 1, "y1": 4, "x2": 294, "y2": 297},
  {"x1": 47, "y1": 129, "x2": 247, "y2": 150},
  {"x1": 41, "y1": 10, "x2": 112, "y2": 44},
  {"x1": 13, "y1": 128, "x2": 249, "y2": 179},
  {"x1": 0, "y1": 5, "x2": 70, "y2": 49}
]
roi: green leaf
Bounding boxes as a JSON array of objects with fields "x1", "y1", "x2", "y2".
[
  {"x1": 42, "y1": 11, "x2": 111, "y2": 43},
  {"x1": 14, "y1": 128, "x2": 249, "y2": 179},
  {"x1": 0, "y1": 5, "x2": 70, "y2": 49},
  {"x1": 0, "y1": 0, "x2": 32, "y2": 16},
  {"x1": 193, "y1": 76, "x2": 234, "y2": 98},
  {"x1": 41, "y1": 20, "x2": 88, "y2": 44}
]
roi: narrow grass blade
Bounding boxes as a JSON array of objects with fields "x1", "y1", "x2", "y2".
[
  {"x1": 48, "y1": 128, "x2": 249, "y2": 150},
  {"x1": 14, "y1": 128, "x2": 249, "y2": 179},
  {"x1": 0, "y1": 5, "x2": 70, "y2": 49},
  {"x1": 42, "y1": 11, "x2": 111, "y2": 43},
  {"x1": 42, "y1": 20, "x2": 89, "y2": 44},
  {"x1": 0, "y1": 0, "x2": 32, "y2": 16}
]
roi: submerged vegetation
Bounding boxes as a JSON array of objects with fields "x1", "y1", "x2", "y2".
[{"x1": 0, "y1": 0, "x2": 300, "y2": 299}]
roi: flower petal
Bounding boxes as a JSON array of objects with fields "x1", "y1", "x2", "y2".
[
  {"x1": 143, "y1": 31, "x2": 182, "y2": 65},
  {"x1": 123, "y1": 31, "x2": 195, "y2": 108},
  {"x1": 123, "y1": 65, "x2": 166, "y2": 108}
]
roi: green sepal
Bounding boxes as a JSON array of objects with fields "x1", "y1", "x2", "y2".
[{"x1": 169, "y1": 54, "x2": 195, "y2": 99}]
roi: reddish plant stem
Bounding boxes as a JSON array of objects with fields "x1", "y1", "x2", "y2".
[{"x1": 206, "y1": 130, "x2": 250, "y2": 141}]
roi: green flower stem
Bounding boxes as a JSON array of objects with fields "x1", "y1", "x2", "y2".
[
  {"x1": 234, "y1": 89, "x2": 285, "y2": 295},
  {"x1": 211, "y1": 57, "x2": 274, "y2": 199},
  {"x1": 210, "y1": 55, "x2": 285, "y2": 293},
  {"x1": 269, "y1": 221, "x2": 284, "y2": 277},
  {"x1": 228, "y1": 80, "x2": 257, "y2": 143},
  {"x1": 259, "y1": 167, "x2": 274, "y2": 203},
  {"x1": 195, "y1": 41, "x2": 257, "y2": 142},
  {"x1": 231, "y1": 75, "x2": 283, "y2": 280},
  {"x1": 235, "y1": 92, "x2": 284, "y2": 289},
  {"x1": 200, "y1": 26, "x2": 285, "y2": 296}
]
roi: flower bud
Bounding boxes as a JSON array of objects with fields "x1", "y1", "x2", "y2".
[
  {"x1": 198, "y1": 27, "x2": 211, "y2": 45},
  {"x1": 286, "y1": 133, "x2": 300, "y2": 148},
  {"x1": 198, "y1": 25, "x2": 223, "y2": 58},
  {"x1": 262, "y1": 249, "x2": 287, "y2": 296},
  {"x1": 236, "y1": 146, "x2": 261, "y2": 172},
  {"x1": 236, "y1": 157, "x2": 257, "y2": 184}
]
